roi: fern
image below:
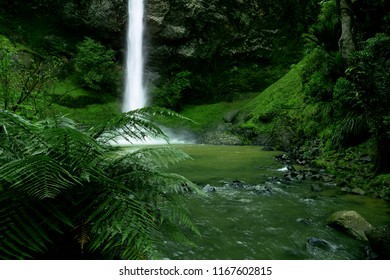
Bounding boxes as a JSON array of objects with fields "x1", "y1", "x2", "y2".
[
  {"x1": 73, "y1": 219, "x2": 91, "y2": 255},
  {"x1": 89, "y1": 106, "x2": 192, "y2": 144},
  {"x1": 0, "y1": 109, "x2": 199, "y2": 259},
  {"x1": 0, "y1": 154, "x2": 80, "y2": 199},
  {"x1": 0, "y1": 202, "x2": 52, "y2": 259}
]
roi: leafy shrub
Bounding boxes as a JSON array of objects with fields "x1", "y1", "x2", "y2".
[
  {"x1": 342, "y1": 34, "x2": 390, "y2": 172},
  {"x1": 0, "y1": 47, "x2": 63, "y2": 119},
  {"x1": 74, "y1": 37, "x2": 119, "y2": 93},
  {"x1": 302, "y1": 48, "x2": 346, "y2": 103},
  {"x1": 152, "y1": 71, "x2": 192, "y2": 110},
  {"x1": 42, "y1": 35, "x2": 69, "y2": 56}
]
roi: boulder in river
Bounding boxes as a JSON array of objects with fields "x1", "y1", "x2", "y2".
[
  {"x1": 365, "y1": 225, "x2": 390, "y2": 259},
  {"x1": 326, "y1": 210, "x2": 374, "y2": 241}
]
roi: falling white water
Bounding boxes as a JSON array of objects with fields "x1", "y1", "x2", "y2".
[
  {"x1": 123, "y1": 0, "x2": 146, "y2": 112},
  {"x1": 116, "y1": 0, "x2": 194, "y2": 145}
]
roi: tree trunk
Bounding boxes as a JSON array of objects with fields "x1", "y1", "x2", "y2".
[{"x1": 338, "y1": 0, "x2": 356, "y2": 60}]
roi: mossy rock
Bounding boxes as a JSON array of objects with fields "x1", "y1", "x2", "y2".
[{"x1": 326, "y1": 210, "x2": 374, "y2": 241}]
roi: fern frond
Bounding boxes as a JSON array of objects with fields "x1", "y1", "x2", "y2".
[
  {"x1": 0, "y1": 110, "x2": 47, "y2": 158},
  {"x1": 0, "y1": 203, "x2": 50, "y2": 259},
  {"x1": 129, "y1": 147, "x2": 192, "y2": 169},
  {"x1": 89, "y1": 107, "x2": 193, "y2": 145},
  {"x1": 89, "y1": 108, "x2": 165, "y2": 144},
  {"x1": 0, "y1": 109, "x2": 198, "y2": 259},
  {"x1": 73, "y1": 219, "x2": 91, "y2": 254},
  {"x1": 87, "y1": 192, "x2": 159, "y2": 259},
  {"x1": 120, "y1": 169, "x2": 200, "y2": 197},
  {"x1": 40, "y1": 126, "x2": 104, "y2": 176},
  {"x1": 163, "y1": 204, "x2": 200, "y2": 234},
  {"x1": 0, "y1": 154, "x2": 80, "y2": 199},
  {"x1": 0, "y1": 110, "x2": 41, "y2": 137},
  {"x1": 106, "y1": 147, "x2": 192, "y2": 175}
]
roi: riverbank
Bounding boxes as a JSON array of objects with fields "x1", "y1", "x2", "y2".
[{"x1": 159, "y1": 58, "x2": 390, "y2": 202}]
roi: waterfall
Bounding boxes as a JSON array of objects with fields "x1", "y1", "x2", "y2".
[
  {"x1": 123, "y1": 0, "x2": 146, "y2": 112},
  {"x1": 118, "y1": 0, "x2": 194, "y2": 145}
]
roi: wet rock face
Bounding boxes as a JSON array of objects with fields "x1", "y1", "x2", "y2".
[
  {"x1": 145, "y1": 0, "x2": 275, "y2": 57},
  {"x1": 59, "y1": 0, "x2": 292, "y2": 98},
  {"x1": 62, "y1": 0, "x2": 127, "y2": 33},
  {"x1": 60, "y1": 0, "x2": 287, "y2": 63}
]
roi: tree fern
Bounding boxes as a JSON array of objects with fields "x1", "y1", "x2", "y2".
[
  {"x1": 0, "y1": 108, "x2": 199, "y2": 259},
  {"x1": 90, "y1": 106, "x2": 192, "y2": 144},
  {"x1": 0, "y1": 154, "x2": 80, "y2": 199}
]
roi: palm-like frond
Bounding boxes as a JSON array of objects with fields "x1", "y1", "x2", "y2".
[
  {"x1": 0, "y1": 110, "x2": 47, "y2": 159},
  {"x1": 89, "y1": 106, "x2": 192, "y2": 144},
  {"x1": 105, "y1": 147, "x2": 192, "y2": 176},
  {"x1": 87, "y1": 191, "x2": 158, "y2": 259},
  {"x1": 0, "y1": 197, "x2": 70, "y2": 259},
  {"x1": 0, "y1": 109, "x2": 199, "y2": 259},
  {"x1": 0, "y1": 154, "x2": 80, "y2": 199}
]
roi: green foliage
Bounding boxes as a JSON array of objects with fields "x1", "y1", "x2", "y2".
[
  {"x1": 303, "y1": 0, "x2": 340, "y2": 51},
  {"x1": 371, "y1": 173, "x2": 390, "y2": 200},
  {"x1": 74, "y1": 37, "x2": 119, "y2": 93},
  {"x1": 338, "y1": 34, "x2": 390, "y2": 172},
  {"x1": 42, "y1": 35, "x2": 70, "y2": 56},
  {"x1": 302, "y1": 32, "x2": 390, "y2": 173},
  {"x1": 331, "y1": 114, "x2": 369, "y2": 148},
  {"x1": 302, "y1": 48, "x2": 346, "y2": 103},
  {"x1": 234, "y1": 62, "x2": 309, "y2": 147},
  {"x1": 0, "y1": 108, "x2": 199, "y2": 259},
  {"x1": 152, "y1": 71, "x2": 192, "y2": 110},
  {"x1": 0, "y1": 49, "x2": 15, "y2": 111},
  {"x1": 0, "y1": 46, "x2": 63, "y2": 119},
  {"x1": 226, "y1": 64, "x2": 286, "y2": 95}
]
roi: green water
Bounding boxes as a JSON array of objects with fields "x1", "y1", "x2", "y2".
[
  {"x1": 166, "y1": 144, "x2": 282, "y2": 185},
  {"x1": 131, "y1": 144, "x2": 390, "y2": 259}
]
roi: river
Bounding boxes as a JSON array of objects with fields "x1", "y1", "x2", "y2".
[{"x1": 129, "y1": 144, "x2": 390, "y2": 259}]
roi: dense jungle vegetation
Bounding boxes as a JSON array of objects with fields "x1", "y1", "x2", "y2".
[{"x1": 0, "y1": 0, "x2": 389, "y2": 259}]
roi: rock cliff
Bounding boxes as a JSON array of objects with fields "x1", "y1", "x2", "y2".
[{"x1": 59, "y1": 0, "x2": 303, "y2": 101}]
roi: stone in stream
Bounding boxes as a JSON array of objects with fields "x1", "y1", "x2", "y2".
[
  {"x1": 340, "y1": 187, "x2": 366, "y2": 195},
  {"x1": 252, "y1": 184, "x2": 274, "y2": 195},
  {"x1": 296, "y1": 217, "x2": 313, "y2": 225},
  {"x1": 231, "y1": 180, "x2": 246, "y2": 188},
  {"x1": 326, "y1": 210, "x2": 374, "y2": 241},
  {"x1": 221, "y1": 180, "x2": 278, "y2": 195},
  {"x1": 311, "y1": 184, "x2": 322, "y2": 192},
  {"x1": 203, "y1": 184, "x2": 216, "y2": 193},
  {"x1": 351, "y1": 187, "x2": 366, "y2": 196},
  {"x1": 365, "y1": 225, "x2": 390, "y2": 259},
  {"x1": 306, "y1": 237, "x2": 333, "y2": 250}
]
